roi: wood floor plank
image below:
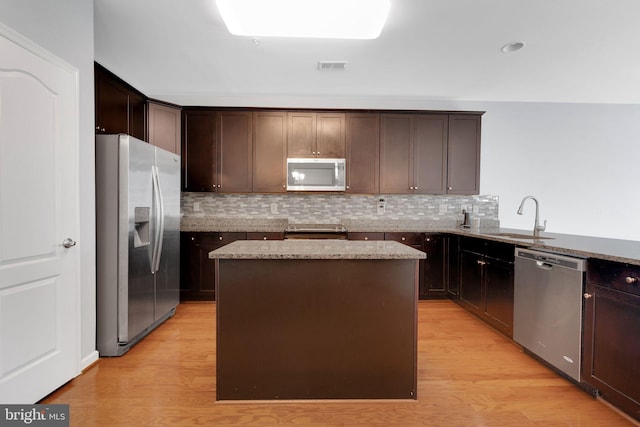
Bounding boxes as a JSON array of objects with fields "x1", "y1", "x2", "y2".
[{"x1": 41, "y1": 301, "x2": 637, "y2": 426}]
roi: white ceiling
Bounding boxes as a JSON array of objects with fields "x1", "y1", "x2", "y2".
[{"x1": 94, "y1": 0, "x2": 640, "y2": 107}]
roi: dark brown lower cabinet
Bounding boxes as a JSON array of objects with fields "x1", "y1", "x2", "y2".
[
  {"x1": 583, "y1": 258, "x2": 640, "y2": 421},
  {"x1": 180, "y1": 232, "x2": 246, "y2": 301},
  {"x1": 384, "y1": 233, "x2": 426, "y2": 299},
  {"x1": 447, "y1": 235, "x2": 460, "y2": 298},
  {"x1": 458, "y1": 237, "x2": 514, "y2": 337},
  {"x1": 422, "y1": 234, "x2": 448, "y2": 298}
]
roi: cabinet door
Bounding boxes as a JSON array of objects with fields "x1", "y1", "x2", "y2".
[
  {"x1": 180, "y1": 232, "x2": 246, "y2": 301},
  {"x1": 414, "y1": 115, "x2": 447, "y2": 194},
  {"x1": 483, "y1": 257, "x2": 514, "y2": 337},
  {"x1": 95, "y1": 63, "x2": 146, "y2": 140},
  {"x1": 316, "y1": 112, "x2": 345, "y2": 158},
  {"x1": 583, "y1": 260, "x2": 640, "y2": 419},
  {"x1": 148, "y1": 101, "x2": 181, "y2": 154},
  {"x1": 129, "y1": 91, "x2": 146, "y2": 141},
  {"x1": 380, "y1": 114, "x2": 413, "y2": 193},
  {"x1": 345, "y1": 113, "x2": 379, "y2": 194},
  {"x1": 95, "y1": 67, "x2": 129, "y2": 135},
  {"x1": 423, "y1": 234, "x2": 448, "y2": 298},
  {"x1": 217, "y1": 111, "x2": 253, "y2": 193},
  {"x1": 182, "y1": 109, "x2": 216, "y2": 191},
  {"x1": 287, "y1": 111, "x2": 316, "y2": 157},
  {"x1": 447, "y1": 235, "x2": 460, "y2": 298},
  {"x1": 447, "y1": 115, "x2": 480, "y2": 195},
  {"x1": 253, "y1": 111, "x2": 286, "y2": 192},
  {"x1": 459, "y1": 250, "x2": 483, "y2": 315}
]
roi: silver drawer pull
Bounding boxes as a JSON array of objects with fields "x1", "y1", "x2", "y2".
[{"x1": 625, "y1": 276, "x2": 638, "y2": 284}]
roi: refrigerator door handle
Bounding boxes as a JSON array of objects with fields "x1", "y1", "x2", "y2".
[{"x1": 151, "y1": 165, "x2": 165, "y2": 274}]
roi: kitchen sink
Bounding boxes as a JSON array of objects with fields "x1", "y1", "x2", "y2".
[{"x1": 485, "y1": 232, "x2": 555, "y2": 240}]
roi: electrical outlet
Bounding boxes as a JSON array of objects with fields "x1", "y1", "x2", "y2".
[
  {"x1": 193, "y1": 201, "x2": 200, "y2": 212},
  {"x1": 270, "y1": 202, "x2": 278, "y2": 214},
  {"x1": 472, "y1": 204, "x2": 479, "y2": 214},
  {"x1": 377, "y1": 197, "x2": 386, "y2": 215},
  {"x1": 439, "y1": 203, "x2": 447, "y2": 214}
]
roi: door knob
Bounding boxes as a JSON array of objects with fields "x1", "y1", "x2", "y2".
[{"x1": 62, "y1": 238, "x2": 77, "y2": 248}]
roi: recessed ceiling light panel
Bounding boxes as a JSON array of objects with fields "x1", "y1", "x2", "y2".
[{"x1": 216, "y1": 0, "x2": 391, "y2": 39}]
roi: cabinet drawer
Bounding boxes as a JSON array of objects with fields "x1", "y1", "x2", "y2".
[
  {"x1": 385, "y1": 232, "x2": 424, "y2": 245},
  {"x1": 460, "y1": 236, "x2": 514, "y2": 262},
  {"x1": 190, "y1": 232, "x2": 246, "y2": 245},
  {"x1": 348, "y1": 232, "x2": 385, "y2": 241},
  {"x1": 246, "y1": 232, "x2": 285, "y2": 240},
  {"x1": 587, "y1": 258, "x2": 640, "y2": 296}
]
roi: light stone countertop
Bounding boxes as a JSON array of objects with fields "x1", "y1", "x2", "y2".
[
  {"x1": 183, "y1": 216, "x2": 640, "y2": 266},
  {"x1": 208, "y1": 239, "x2": 427, "y2": 260}
]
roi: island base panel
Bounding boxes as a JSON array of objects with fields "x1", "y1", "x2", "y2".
[{"x1": 216, "y1": 258, "x2": 418, "y2": 400}]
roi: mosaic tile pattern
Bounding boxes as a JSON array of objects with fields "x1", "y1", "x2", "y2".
[{"x1": 181, "y1": 193, "x2": 500, "y2": 228}]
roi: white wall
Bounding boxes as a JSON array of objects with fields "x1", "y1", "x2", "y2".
[
  {"x1": 478, "y1": 102, "x2": 640, "y2": 241},
  {"x1": 0, "y1": 0, "x2": 97, "y2": 367}
]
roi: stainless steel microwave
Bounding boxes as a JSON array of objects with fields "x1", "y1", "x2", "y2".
[{"x1": 286, "y1": 158, "x2": 346, "y2": 191}]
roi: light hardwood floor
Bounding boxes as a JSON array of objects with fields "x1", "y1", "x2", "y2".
[{"x1": 42, "y1": 300, "x2": 637, "y2": 426}]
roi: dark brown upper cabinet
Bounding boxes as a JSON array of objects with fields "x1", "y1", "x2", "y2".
[
  {"x1": 253, "y1": 111, "x2": 287, "y2": 193},
  {"x1": 217, "y1": 111, "x2": 253, "y2": 193},
  {"x1": 94, "y1": 63, "x2": 146, "y2": 141},
  {"x1": 414, "y1": 114, "x2": 448, "y2": 194},
  {"x1": 345, "y1": 113, "x2": 380, "y2": 194},
  {"x1": 380, "y1": 114, "x2": 413, "y2": 193},
  {"x1": 381, "y1": 114, "x2": 447, "y2": 194},
  {"x1": 380, "y1": 113, "x2": 479, "y2": 195},
  {"x1": 447, "y1": 115, "x2": 481, "y2": 195},
  {"x1": 148, "y1": 101, "x2": 181, "y2": 155},
  {"x1": 287, "y1": 111, "x2": 345, "y2": 158},
  {"x1": 182, "y1": 109, "x2": 216, "y2": 191}
]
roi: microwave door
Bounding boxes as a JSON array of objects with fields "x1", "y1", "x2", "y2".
[{"x1": 287, "y1": 159, "x2": 345, "y2": 191}]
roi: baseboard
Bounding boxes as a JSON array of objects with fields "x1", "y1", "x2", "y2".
[{"x1": 80, "y1": 350, "x2": 99, "y2": 372}]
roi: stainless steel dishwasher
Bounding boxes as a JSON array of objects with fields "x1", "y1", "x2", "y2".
[{"x1": 514, "y1": 248, "x2": 586, "y2": 382}]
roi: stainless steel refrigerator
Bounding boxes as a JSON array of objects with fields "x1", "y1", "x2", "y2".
[{"x1": 96, "y1": 134, "x2": 180, "y2": 356}]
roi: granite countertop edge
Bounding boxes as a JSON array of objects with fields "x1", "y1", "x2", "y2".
[{"x1": 208, "y1": 240, "x2": 426, "y2": 260}]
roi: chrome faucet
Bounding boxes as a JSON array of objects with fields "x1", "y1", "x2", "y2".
[{"x1": 517, "y1": 196, "x2": 547, "y2": 236}]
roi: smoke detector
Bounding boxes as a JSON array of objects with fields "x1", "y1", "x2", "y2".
[{"x1": 317, "y1": 61, "x2": 348, "y2": 71}]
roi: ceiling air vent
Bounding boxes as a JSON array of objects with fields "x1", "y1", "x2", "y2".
[{"x1": 317, "y1": 61, "x2": 348, "y2": 71}]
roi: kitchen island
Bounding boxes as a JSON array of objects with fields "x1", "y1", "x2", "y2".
[{"x1": 209, "y1": 239, "x2": 426, "y2": 401}]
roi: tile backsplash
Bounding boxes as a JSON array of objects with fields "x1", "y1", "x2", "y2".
[{"x1": 182, "y1": 193, "x2": 499, "y2": 228}]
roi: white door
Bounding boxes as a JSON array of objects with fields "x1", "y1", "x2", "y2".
[{"x1": 0, "y1": 26, "x2": 80, "y2": 403}]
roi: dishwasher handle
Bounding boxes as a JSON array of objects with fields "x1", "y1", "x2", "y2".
[{"x1": 536, "y1": 261, "x2": 554, "y2": 270}]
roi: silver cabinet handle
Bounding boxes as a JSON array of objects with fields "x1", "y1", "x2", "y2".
[
  {"x1": 364, "y1": 237, "x2": 369, "y2": 240},
  {"x1": 448, "y1": 186, "x2": 452, "y2": 190},
  {"x1": 625, "y1": 276, "x2": 638, "y2": 284},
  {"x1": 62, "y1": 238, "x2": 76, "y2": 248},
  {"x1": 219, "y1": 236, "x2": 223, "y2": 241},
  {"x1": 584, "y1": 293, "x2": 593, "y2": 299}
]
